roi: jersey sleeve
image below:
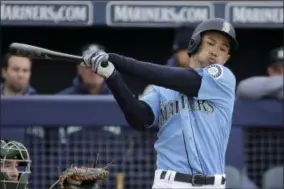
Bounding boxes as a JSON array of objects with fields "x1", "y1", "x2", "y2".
[
  {"x1": 139, "y1": 85, "x2": 160, "y2": 127},
  {"x1": 196, "y1": 64, "x2": 236, "y2": 107}
]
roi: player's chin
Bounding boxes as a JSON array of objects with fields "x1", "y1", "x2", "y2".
[
  {"x1": 208, "y1": 59, "x2": 217, "y2": 65},
  {"x1": 204, "y1": 62, "x2": 215, "y2": 67}
]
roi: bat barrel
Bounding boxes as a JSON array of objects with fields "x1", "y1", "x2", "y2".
[{"x1": 9, "y1": 42, "x2": 82, "y2": 63}]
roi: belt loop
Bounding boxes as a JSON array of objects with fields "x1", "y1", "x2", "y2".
[
  {"x1": 214, "y1": 175, "x2": 222, "y2": 185},
  {"x1": 164, "y1": 171, "x2": 171, "y2": 181},
  {"x1": 167, "y1": 170, "x2": 176, "y2": 181}
]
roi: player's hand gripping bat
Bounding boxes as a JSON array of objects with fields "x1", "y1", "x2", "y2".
[{"x1": 9, "y1": 42, "x2": 83, "y2": 62}]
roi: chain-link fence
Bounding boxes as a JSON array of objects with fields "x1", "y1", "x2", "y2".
[
  {"x1": 25, "y1": 126, "x2": 157, "y2": 189},
  {"x1": 244, "y1": 127, "x2": 284, "y2": 187},
  {"x1": 2, "y1": 125, "x2": 282, "y2": 189}
]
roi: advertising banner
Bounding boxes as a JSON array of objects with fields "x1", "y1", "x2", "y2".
[
  {"x1": 225, "y1": 1, "x2": 283, "y2": 28},
  {"x1": 1, "y1": 1, "x2": 283, "y2": 28},
  {"x1": 106, "y1": 1, "x2": 214, "y2": 27},
  {"x1": 1, "y1": 1, "x2": 94, "y2": 26}
]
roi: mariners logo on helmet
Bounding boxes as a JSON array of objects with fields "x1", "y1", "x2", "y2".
[{"x1": 221, "y1": 21, "x2": 232, "y2": 33}]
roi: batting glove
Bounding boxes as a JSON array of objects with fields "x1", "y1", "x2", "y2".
[{"x1": 81, "y1": 50, "x2": 115, "y2": 79}]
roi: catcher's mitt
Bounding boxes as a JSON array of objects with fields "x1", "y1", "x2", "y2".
[{"x1": 50, "y1": 155, "x2": 113, "y2": 189}]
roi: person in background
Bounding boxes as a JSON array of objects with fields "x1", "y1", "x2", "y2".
[
  {"x1": 142, "y1": 26, "x2": 192, "y2": 96},
  {"x1": 57, "y1": 44, "x2": 111, "y2": 142},
  {"x1": 58, "y1": 43, "x2": 110, "y2": 95},
  {"x1": 1, "y1": 53, "x2": 38, "y2": 142},
  {"x1": 241, "y1": 167, "x2": 259, "y2": 189},
  {"x1": 237, "y1": 46, "x2": 283, "y2": 100},
  {"x1": 1, "y1": 53, "x2": 36, "y2": 96},
  {"x1": 167, "y1": 25, "x2": 192, "y2": 67}
]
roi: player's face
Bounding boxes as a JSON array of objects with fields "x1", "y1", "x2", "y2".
[
  {"x1": 1, "y1": 160, "x2": 19, "y2": 181},
  {"x1": 77, "y1": 66, "x2": 104, "y2": 88},
  {"x1": 267, "y1": 64, "x2": 284, "y2": 76},
  {"x1": 2, "y1": 56, "x2": 31, "y2": 92},
  {"x1": 194, "y1": 31, "x2": 231, "y2": 67},
  {"x1": 175, "y1": 49, "x2": 190, "y2": 67}
]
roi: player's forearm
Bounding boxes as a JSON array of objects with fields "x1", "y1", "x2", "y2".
[
  {"x1": 106, "y1": 70, "x2": 154, "y2": 131},
  {"x1": 108, "y1": 53, "x2": 202, "y2": 97}
]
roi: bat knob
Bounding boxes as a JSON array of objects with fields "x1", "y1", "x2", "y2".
[{"x1": 101, "y1": 61, "x2": 108, "y2": 68}]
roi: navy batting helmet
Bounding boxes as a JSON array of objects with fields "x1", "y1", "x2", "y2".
[{"x1": 187, "y1": 18, "x2": 238, "y2": 56}]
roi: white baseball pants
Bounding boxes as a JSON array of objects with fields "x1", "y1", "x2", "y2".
[{"x1": 152, "y1": 169, "x2": 226, "y2": 189}]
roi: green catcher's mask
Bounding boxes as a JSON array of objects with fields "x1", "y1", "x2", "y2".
[{"x1": 0, "y1": 140, "x2": 31, "y2": 189}]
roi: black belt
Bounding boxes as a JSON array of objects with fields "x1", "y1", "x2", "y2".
[{"x1": 160, "y1": 171, "x2": 226, "y2": 186}]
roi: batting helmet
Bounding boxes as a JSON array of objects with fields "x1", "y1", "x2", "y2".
[{"x1": 187, "y1": 18, "x2": 238, "y2": 56}]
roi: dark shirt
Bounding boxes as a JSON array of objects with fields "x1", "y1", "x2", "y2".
[
  {"x1": 0, "y1": 83, "x2": 37, "y2": 95},
  {"x1": 166, "y1": 56, "x2": 178, "y2": 67},
  {"x1": 58, "y1": 76, "x2": 111, "y2": 95}
]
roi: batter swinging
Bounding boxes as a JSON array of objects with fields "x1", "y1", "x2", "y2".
[{"x1": 82, "y1": 18, "x2": 238, "y2": 189}]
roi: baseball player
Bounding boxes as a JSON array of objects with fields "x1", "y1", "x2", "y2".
[
  {"x1": 0, "y1": 140, "x2": 31, "y2": 189},
  {"x1": 82, "y1": 18, "x2": 238, "y2": 189}
]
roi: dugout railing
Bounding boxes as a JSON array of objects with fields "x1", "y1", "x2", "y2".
[{"x1": 1, "y1": 95, "x2": 283, "y2": 189}]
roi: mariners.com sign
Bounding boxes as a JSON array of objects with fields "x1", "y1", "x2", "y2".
[
  {"x1": 106, "y1": 1, "x2": 214, "y2": 27},
  {"x1": 0, "y1": 1, "x2": 282, "y2": 28},
  {"x1": 0, "y1": 1, "x2": 94, "y2": 26},
  {"x1": 225, "y1": 2, "x2": 283, "y2": 24}
]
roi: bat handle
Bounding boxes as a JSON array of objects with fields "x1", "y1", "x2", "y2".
[
  {"x1": 101, "y1": 61, "x2": 109, "y2": 68},
  {"x1": 116, "y1": 172, "x2": 125, "y2": 189}
]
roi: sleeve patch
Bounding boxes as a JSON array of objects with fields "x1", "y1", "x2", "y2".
[{"x1": 205, "y1": 64, "x2": 223, "y2": 79}]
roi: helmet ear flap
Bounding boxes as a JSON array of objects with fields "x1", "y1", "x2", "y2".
[{"x1": 187, "y1": 34, "x2": 201, "y2": 56}]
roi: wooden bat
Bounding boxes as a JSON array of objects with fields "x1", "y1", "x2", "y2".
[
  {"x1": 9, "y1": 42, "x2": 83, "y2": 62},
  {"x1": 116, "y1": 172, "x2": 125, "y2": 189}
]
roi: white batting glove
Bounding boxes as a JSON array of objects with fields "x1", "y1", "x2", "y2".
[{"x1": 81, "y1": 50, "x2": 114, "y2": 79}]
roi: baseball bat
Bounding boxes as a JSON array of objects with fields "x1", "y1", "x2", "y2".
[
  {"x1": 9, "y1": 42, "x2": 109, "y2": 67},
  {"x1": 116, "y1": 172, "x2": 125, "y2": 189},
  {"x1": 9, "y1": 42, "x2": 82, "y2": 62}
]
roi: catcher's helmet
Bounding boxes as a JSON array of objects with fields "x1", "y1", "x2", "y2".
[
  {"x1": 187, "y1": 18, "x2": 238, "y2": 56},
  {"x1": 0, "y1": 140, "x2": 31, "y2": 189}
]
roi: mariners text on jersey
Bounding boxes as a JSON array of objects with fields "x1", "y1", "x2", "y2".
[{"x1": 159, "y1": 95, "x2": 215, "y2": 125}]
